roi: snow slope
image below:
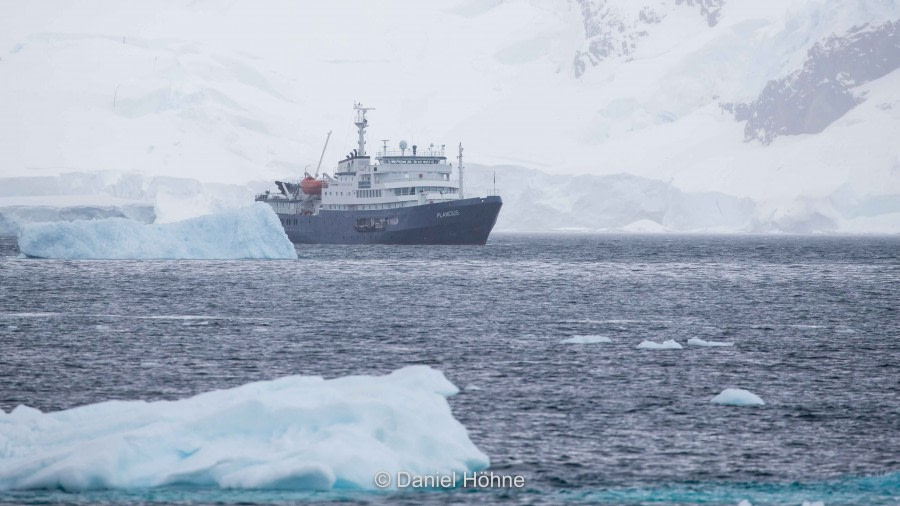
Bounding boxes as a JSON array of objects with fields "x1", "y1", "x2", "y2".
[
  {"x1": 0, "y1": 366, "x2": 488, "y2": 491},
  {"x1": 0, "y1": 1, "x2": 897, "y2": 232}
]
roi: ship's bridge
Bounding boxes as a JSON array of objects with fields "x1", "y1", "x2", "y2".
[{"x1": 375, "y1": 143, "x2": 447, "y2": 167}]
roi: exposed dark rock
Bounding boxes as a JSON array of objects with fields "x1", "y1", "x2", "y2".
[
  {"x1": 639, "y1": 6, "x2": 663, "y2": 24},
  {"x1": 574, "y1": 0, "x2": 728, "y2": 77},
  {"x1": 675, "y1": 0, "x2": 725, "y2": 27},
  {"x1": 731, "y1": 20, "x2": 899, "y2": 144}
]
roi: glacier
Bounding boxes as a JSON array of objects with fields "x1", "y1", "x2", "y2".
[
  {"x1": 0, "y1": 171, "x2": 269, "y2": 235},
  {"x1": 4, "y1": 166, "x2": 896, "y2": 235},
  {"x1": 711, "y1": 388, "x2": 765, "y2": 406},
  {"x1": 0, "y1": 366, "x2": 489, "y2": 491},
  {"x1": 16, "y1": 202, "x2": 297, "y2": 260}
]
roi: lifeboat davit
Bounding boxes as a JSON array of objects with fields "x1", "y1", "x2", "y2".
[{"x1": 300, "y1": 176, "x2": 323, "y2": 196}]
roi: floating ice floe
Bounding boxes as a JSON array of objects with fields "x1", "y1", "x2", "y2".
[
  {"x1": 636, "y1": 339, "x2": 683, "y2": 350},
  {"x1": 0, "y1": 365, "x2": 488, "y2": 491},
  {"x1": 711, "y1": 388, "x2": 765, "y2": 406},
  {"x1": 561, "y1": 335, "x2": 612, "y2": 344},
  {"x1": 687, "y1": 337, "x2": 735, "y2": 347},
  {"x1": 16, "y1": 202, "x2": 297, "y2": 260}
]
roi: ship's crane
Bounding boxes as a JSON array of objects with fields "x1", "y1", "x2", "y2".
[{"x1": 315, "y1": 131, "x2": 332, "y2": 178}]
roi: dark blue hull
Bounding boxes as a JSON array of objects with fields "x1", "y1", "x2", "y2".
[{"x1": 277, "y1": 196, "x2": 502, "y2": 245}]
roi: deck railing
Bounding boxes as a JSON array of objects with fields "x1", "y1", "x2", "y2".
[{"x1": 377, "y1": 148, "x2": 446, "y2": 158}]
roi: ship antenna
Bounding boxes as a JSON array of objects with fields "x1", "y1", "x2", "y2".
[
  {"x1": 353, "y1": 102, "x2": 375, "y2": 156},
  {"x1": 314, "y1": 130, "x2": 332, "y2": 177},
  {"x1": 297, "y1": 165, "x2": 310, "y2": 198},
  {"x1": 457, "y1": 143, "x2": 465, "y2": 199},
  {"x1": 381, "y1": 139, "x2": 389, "y2": 155}
]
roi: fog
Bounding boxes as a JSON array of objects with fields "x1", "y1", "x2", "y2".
[{"x1": 1, "y1": 0, "x2": 898, "y2": 233}]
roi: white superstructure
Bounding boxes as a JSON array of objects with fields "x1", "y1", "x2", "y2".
[
  {"x1": 257, "y1": 104, "x2": 462, "y2": 214},
  {"x1": 319, "y1": 103, "x2": 462, "y2": 212}
]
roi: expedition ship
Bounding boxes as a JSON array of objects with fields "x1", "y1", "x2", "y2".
[{"x1": 256, "y1": 104, "x2": 502, "y2": 245}]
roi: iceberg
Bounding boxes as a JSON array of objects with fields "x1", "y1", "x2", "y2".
[
  {"x1": 16, "y1": 203, "x2": 297, "y2": 260},
  {"x1": 687, "y1": 337, "x2": 735, "y2": 347},
  {"x1": 711, "y1": 388, "x2": 765, "y2": 406},
  {"x1": 637, "y1": 339, "x2": 683, "y2": 350},
  {"x1": 561, "y1": 335, "x2": 612, "y2": 344},
  {"x1": 0, "y1": 366, "x2": 488, "y2": 491}
]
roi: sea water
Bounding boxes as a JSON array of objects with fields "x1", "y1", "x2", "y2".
[{"x1": 1, "y1": 234, "x2": 898, "y2": 505}]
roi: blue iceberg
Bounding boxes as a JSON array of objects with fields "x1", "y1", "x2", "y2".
[
  {"x1": 17, "y1": 203, "x2": 297, "y2": 260},
  {"x1": 0, "y1": 366, "x2": 488, "y2": 491}
]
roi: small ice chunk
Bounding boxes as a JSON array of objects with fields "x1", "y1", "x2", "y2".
[
  {"x1": 636, "y1": 339, "x2": 682, "y2": 350},
  {"x1": 711, "y1": 388, "x2": 765, "y2": 406},
  {"x1": 737, "y1": 501, "x2": 753, "y2": 506},
  {"x1": 687, "y1": 337, "x2": 734, "y2": 347},
  {"x1": 465, "y1": 384, "x2": 483, "y2": 391},
  {"x1": 561, "y1": 335, "x2": 612, "y2": 344},
  {"x1": 802, "y1": 501, "x2": 824, "y2": 506}
]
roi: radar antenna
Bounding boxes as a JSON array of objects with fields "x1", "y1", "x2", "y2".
[
  {"x1": 353, "y1": 102, "x2": 375, "y2": 156},
  {"x1": 457, "y1": 143, "x2": 465, "y2": 199}
]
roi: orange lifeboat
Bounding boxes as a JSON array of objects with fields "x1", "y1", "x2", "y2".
[{"x1": 300, "y1": 176, "x2": 323, "y2": 196}]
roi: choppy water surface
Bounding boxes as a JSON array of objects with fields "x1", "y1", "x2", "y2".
[{"x1": 1, "y1": 234, "x2": 898, "y2": 505}]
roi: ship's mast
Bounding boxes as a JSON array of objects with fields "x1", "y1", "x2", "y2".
[
  {"x1": 457, "y1": 143, "x2": 465, "y2": 199},
  {"x1": 353, "y1": 102, "x2": 374, "y2": 156}
]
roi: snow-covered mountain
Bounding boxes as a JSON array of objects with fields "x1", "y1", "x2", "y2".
[
  {"x1": 1, "y1": 0, "x2": 897, "y2": 233},
  {"x1": 727, "y1": 19, "x2": 899, "y2": 143}
]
